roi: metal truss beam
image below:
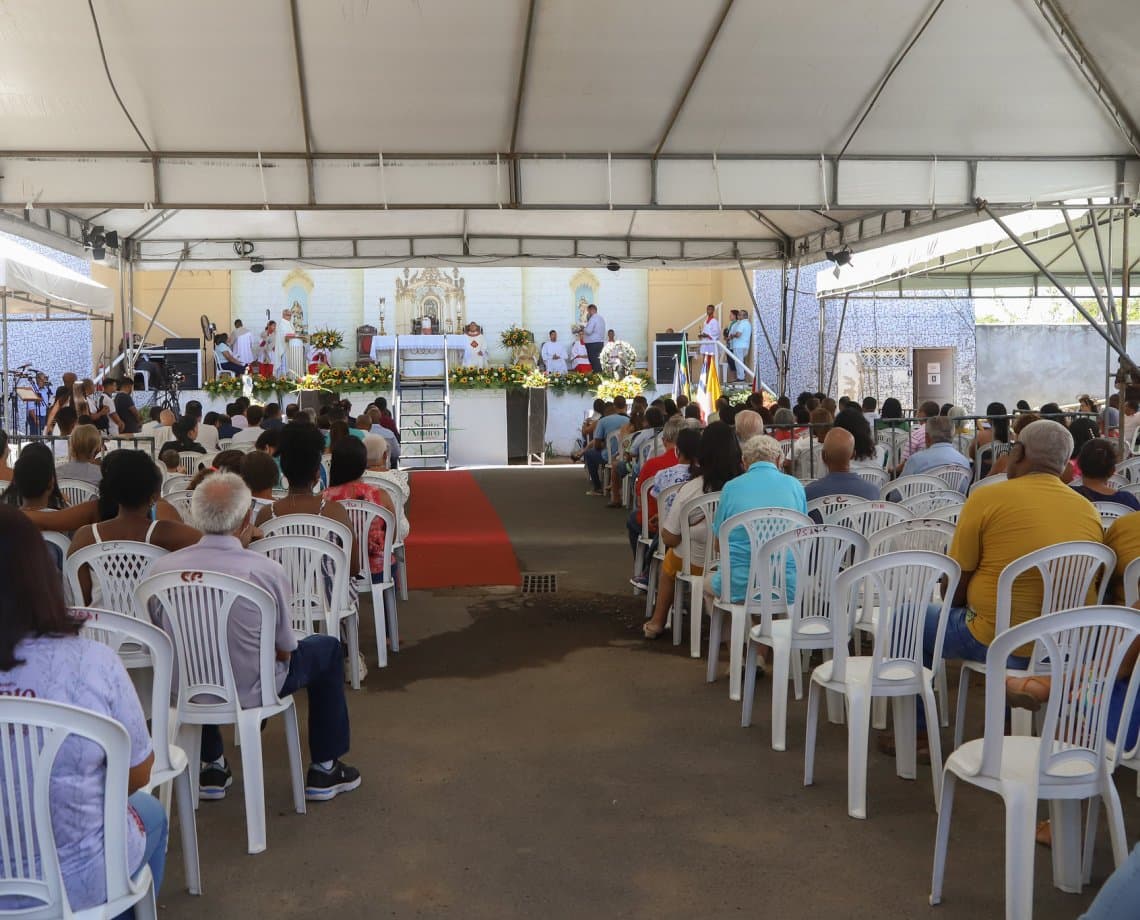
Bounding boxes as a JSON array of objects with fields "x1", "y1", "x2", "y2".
[{"x1": 287, "y1": 0, "x2": 317, "y2": 205}]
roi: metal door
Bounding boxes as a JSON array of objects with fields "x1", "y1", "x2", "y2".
[{"x1": 913, "y1": 347, "x2": 955, "y2": 408}]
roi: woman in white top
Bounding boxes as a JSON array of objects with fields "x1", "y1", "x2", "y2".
[
  {"x1": 0, "y1": 505, "x2": 167, "y2": 913},
  {"x1": 643, "y1": 422, "x2": 741, "y2": 639},
  {"x1": 833, "y1": 407, "x2": 888, "y2": 470}
]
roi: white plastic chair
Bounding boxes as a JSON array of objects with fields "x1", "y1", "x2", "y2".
[
  {"x1": 0, "y1": 697, "x2": 158, "y2": 919},
  {"x1": 1121, "y1": 482, "x2": 1140, "y2": 499},
  {"x1": 42, "y1": 529, "x2": 71, "y2": 571},
  {"x1": 258, "y1": 512, "x2": 353, "y2": 550},
  {"x1": 804, "y1": 551, "x2": 961, "y2": 819},
  {"x1": 879, "y1": 473, "x2": 945, "y2": 502},
  {"x1": 177, "y1": 451, "x2": 205, "y2": 475},
  {"x1": 706, "y1": 507, "x2": 813, "y2": 701},
  {"x1": 643, "y1": 480, "x2": 688, "y2": 618},
  {"x1": 136, "y1": 570, "x2": 306, "y2": 855},
  {"x1": 338, "y1": 498, "x2": 399, "y2": 668},
  {"x1": 922, "y1": 463, "x2": 972, "y2": 495},
  {"x1": 216, "y1": 438, "x2": 235, "y2": 452},
  {"x1": 806, "y1": 493, "x2": 868, "y2": 523},
  {"x1": 674, "y1": 491, "x2": 720, "y2": 658},
  {"x1": 852, "y1": 466, "x2": 889, "y2": 490},
  {"x1": 633, "y1": 478, "x2": 655, "y2": 586},
  {"x1": 251, "y1": 533, "x2": 362, "y2": 690},
  {"x1": 64, "y1": 540, "x2": 168, "y2": 622},
  {"x1": 1106, "y1": 557, "x2": 1140, "y2": 798},
  {"x1": 360, "y1": 473, "x2": 411, "y2": 599},
  {"x1": 931, "y1": 607, "x2": 1140, "y2": 918},
  {"x1": 876, "y1": 428, "x2": 909, "y2": 469},
  {"x1": 741, "y1": 524, "x2": 870, "y2": 751},
  {"x1": 827, "y1": 500, "x2": 912, "y2": 539},
  {"x1": 867, "y1": 518, "x2": 956, "y2": 557},
  {"x1": 1116, "y1": 455, "x2": 1140, "y2": 482},
  {"x1": 56, "y1": 478, "x2": 98, "y2": 506},
  {"x1": 952, "y1": 540, "x2": 1115, "y2": 750},
  {"x1": 899, "y1": 489, "x2": 964, "y2": 517},
  {"x1": 75, "y1": 607, "x2": 201, "y2": 897},
  {"x1": 1092, "y1": 501, "x2": 1129, "y2": 529},
  {"x1": 968, "y1": 472, "x2": 1008, "y2": 494},
  {"x1": 927, "y1": 503, "x2": 964, "y2": 525},
  {"x1": 163, "y1": 490, "x2": 195, "y2": 523},
  {"x1": 161, "y1": 474, "x2": 194, "y2": 496}
]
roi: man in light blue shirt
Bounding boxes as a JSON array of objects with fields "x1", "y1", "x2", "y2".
[
  {"x1": 900, "y1": 416, "x2": 971, "y2": 490},
  {"x1": 583, "y1": 397, "x2": 627, "y2": 494},
  {"x1": 729, "y1": 310, "x2": 752, "y2": 382},
  {"x1": 583, "y1": 304, "x2": 606, "y2": 372},
  {"x1": 708, "y1": 434, "x2": 808, "y2": 603}
]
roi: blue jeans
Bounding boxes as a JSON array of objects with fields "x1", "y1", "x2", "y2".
[
  {"x1": 1081, "y1": 843, "x2": 1140, "y2": 918},
  {"x1": 201, "y1": 634, "x2": 350, "y2": 764},
  {"x1": 117, "y1": 790, "x2": 168, "y2": 919},
  {"x1": 584, "y1": 447, "x2": 607, "y2": 490},
  {"x1": 917, "y1": 605, "x2": 1027, "y2": 732}
]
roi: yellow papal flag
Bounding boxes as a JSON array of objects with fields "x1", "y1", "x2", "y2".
[{"x1": 696, "y1": 354, "x2": 722, "y2": 421}]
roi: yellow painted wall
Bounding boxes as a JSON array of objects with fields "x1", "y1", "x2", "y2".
[{"x1": 646, "y1": 268, "x2": 754, "y2": 337}]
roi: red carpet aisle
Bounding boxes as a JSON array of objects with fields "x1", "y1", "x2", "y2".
[{"x1": 404, "y1": 470, "x2": 522, "y2": 588}]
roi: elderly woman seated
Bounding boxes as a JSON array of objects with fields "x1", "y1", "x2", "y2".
[{"x1": 56, "y1": 423, "x2": 104, "y2": 484}]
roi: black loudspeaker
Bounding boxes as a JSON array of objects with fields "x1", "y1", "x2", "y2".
[
  {"x1": 654, "y1": 332, "x2": 686, "y2": 384},
  {"x1": 298, "y1": 391, "x2": 337, "y2": 413},
  {"x1": 163, "y1": 337, "x2": 200, "y2": 349}
]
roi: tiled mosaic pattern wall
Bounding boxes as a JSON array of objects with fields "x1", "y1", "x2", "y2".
[{"x1": 752, "y1": 262, "x2": 977, "y2": 410}]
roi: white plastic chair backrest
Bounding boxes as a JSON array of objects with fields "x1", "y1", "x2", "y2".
[
  {"x1": 1117, "y1": 456, "x2": 1140, "y2": 483},
  {"x1": 923, "y1": 463, "x2": 971, "y2": 495},
  {"x1": 606, "y1": 431, "x2": 621, "y2": 461},
  {"x1": 638, "y1": 478, "x2": 653, "y2": 538},
  {"x1": 754, "y1": 524, "x2": 869, "y2": 636},
  {"x1": 993, "y1": 540, "x2": 1115, "y2": 636},
  {"x1": 0, "y1": 696, "x2": 139, "y2": 915},
  {"x1": 161, "y1": 474, "x2": 193, "y2": 496},
  {"x1": 177, "y1": 451, "x2": 204, "y2": 475},
  {"x1": 927, "y1": 504, "x2": 963, "y2": 525},
  {"x1": 828, "y1": 500, "x2": 912, "y2": 538},
  {"x1": 828, "y1": 551, "x2": 961, "y2": 686},
  {"x1": 163, "y1": 490, "x2": 195, "y2": 523},
  {"x1": 1093, "y1": 501, "x2": 1128, "y2": 529},
  {"x1": 74, "y1": 607, "x2": 177, "y2": 777},
  {"x1": 899, "y1": 489, "x2": 964, "y2": 516},
  {"x1": 360, "y1": 473, "x2": 408, "y2": 510},
  {"x1": 136, "y1": 569, "x2": 281, "y2": 714},
  {"x1": 808, "y1": 493, "x2": 868, "y2": 523},
  {"x1": 868, "y1": 518, "x2": 956, "y2": 556},
  {"x1": 56, "y1": 478, "x2": 98, "y2": 507},
  {"x1": 879, "y1": 473, "x2": 944, "y2": 501},
  {"x1": 337, "y1": 498, "x2": 396, "y2": 582},
  {"x1": 852, "y1": 466, "x2": 889, "y2": 489},
  {"x1": 41, "y1": 531, "x2": 71, "y2": 570},
  {"x1": 968, "y1": 472, "x2": 1007, "y2": 494},
  {"x1": 216, "y1": 438, "x2": 234, "y2": 452},
  {"x1": 1120, "y1": 482, "x2": 1140, "y2": 498},
  {"x1": 716, "y1": 507, "x2": 813, "y2": 604},
  {"x1": 676, "y1": 491, "x2": 720, "y2": 574},
  {"x1": 1123, "y1": 556, "x2": 1140, "y2": 607},
  {"x1": 978, "y1": 607, "x2": 1140, "y2": 781},
  {"x1": 258, "y1": 512, "x2": 353, "y2": 552},
  {"x1": 1107, "y1": 474, "x2": 1129, "y2": 490},
  {"x1": 655, "y1": 479, "x2": 688, "y2": 519},
  {"x1": 251, "y1": 534, "x2": 350, "y2": 635},
  {"x1": 64, "y1": 540, "x2": 168, "y2": 617},
  {"x1": 953, "y1": 433, "x2": 972, "y2": 456}
]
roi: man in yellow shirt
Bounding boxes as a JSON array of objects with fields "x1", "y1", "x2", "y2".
[
  {"x1": 1105, "y1": 513, "x2": 1140, "y2": 603},
  {"x1": 909, "y1": 420, "x2": 1104, "y2": 739}
]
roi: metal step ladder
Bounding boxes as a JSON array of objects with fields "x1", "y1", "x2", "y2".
[{"x1": 396, "y1": 377, "x2": 450, "y2": 469}]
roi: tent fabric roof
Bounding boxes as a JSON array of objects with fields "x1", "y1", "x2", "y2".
[
  {"x1": 814, "y1": 206, "x2": 1140, "y2": 298},
  {"x1": 1, "y1": 0, "x2": 1138, "y2": 268},
  {"x1": 0, "y1": 235, "x2": 113, "y2": 313}
]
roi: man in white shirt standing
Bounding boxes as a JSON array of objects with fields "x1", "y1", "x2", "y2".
[
  {"x1": 583, "y1": 304, "x2": 606, "y2": 373},
  {"x1": 540, "y1": 330, "x2": 567, "y2": 373}
]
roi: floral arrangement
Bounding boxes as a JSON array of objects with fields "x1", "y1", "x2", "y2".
[
  {"x1": 309, "y1": 328, "x2": 345, "y2": 351},
  {"x1": 500, "y1": 325, "x2": 533, "y2": 349},
  {"x1": 520, "y1": 368, "x2": 550, "y2": 389},
  {"x1": 726, "y1": 387, "x2": 753, "y2": 406},
  {"x1": 450, "y1": 365, "x2": 526, "y2": 390},
  {"x1": 596, "y1": 374, "x2": 647, "y2": 401},
  {"x1": 599, "y1": 340, "x2": 638, "y2": 378},
  {"x1": 203, "y1": 376, "x2": 244, "y2": 397},
  {"x1": 315, "y1": 364, "x2": 393, "y2": 392}
]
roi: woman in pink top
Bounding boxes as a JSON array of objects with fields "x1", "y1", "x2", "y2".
[{"x1": 323, "y1": 437, "x2": 396, "y2": 582}]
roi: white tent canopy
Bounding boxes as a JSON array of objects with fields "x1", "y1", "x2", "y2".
[
  {"x1": 0, "y1": 235, "x2": 112, "y2": 313},
  {"x1": 0, "y1": 0, "x2": 1138, "y2": 269}
]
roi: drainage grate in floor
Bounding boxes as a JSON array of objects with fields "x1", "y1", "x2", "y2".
[{"x1": 521, "y1": 572, "x2": 558, "y2": 594}]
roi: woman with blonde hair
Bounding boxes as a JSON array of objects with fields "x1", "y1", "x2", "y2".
[{"x1": 56, "y1": 423, "x2": 103, "y2": 484}]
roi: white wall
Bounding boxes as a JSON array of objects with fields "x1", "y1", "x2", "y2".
[{"x1": 975, "y1": 324, "x2": 1114, "y2": 409}]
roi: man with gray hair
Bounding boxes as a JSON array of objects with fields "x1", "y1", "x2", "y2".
[
  {"x1": 899, "y1": 415, "x2": 971, "y2": 489},
  {"x1": 147, "y1": 472, "x2": 361, "y2": 803},
  {"x1": 895, "y1": 418, "x2": 1104, "y2": 756},
  {"x1": 733, "y1": 409, "x2": 764, "y2": 443}
]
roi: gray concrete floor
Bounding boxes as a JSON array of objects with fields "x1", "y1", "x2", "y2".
[{"x1": 159, "y1": 466, "x2": 1133, "y2": 919}]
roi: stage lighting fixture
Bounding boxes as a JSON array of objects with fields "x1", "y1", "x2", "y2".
[
  {"x1": 825, "y1": 247, "x2": 853, "y2": 267},
  {"x1": 606, "y1": 260, "x2": 620, "y2": 272},
  {"x1": 250, "y1": 258, "x2": 265, "y2": 273}
]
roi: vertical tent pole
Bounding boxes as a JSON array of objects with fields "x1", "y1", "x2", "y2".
[
  {"x1": 1120, "y1": 203, "x2": 1131, "y2": 455},
  {"x1": 1, "y1": 291, "x2": 8, "y2": 434},
  {"x1": 826, "y1": 293, "x2": 851, "y2": 397},
  {"x1": 817, "y1": 293, "x2": 826, "y2": 393}
]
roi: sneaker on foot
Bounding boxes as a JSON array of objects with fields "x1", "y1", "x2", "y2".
[
  {"x1": 305, "y1": 760, "x2": 362, "y2": 801},
  {"x1": 199, "y1": 760, "x2": 233, "y2": 800},
  {"x1": 629, "y1": 575, "x2": 649, "y2": 592}
]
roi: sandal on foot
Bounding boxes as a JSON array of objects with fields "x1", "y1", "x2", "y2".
[
  {"x1": 642, "y1": 622, "x2": 667, "y2": 640},
  {"x1": 1005, "y1": 675, "x2": 1050, "y2": 712}
]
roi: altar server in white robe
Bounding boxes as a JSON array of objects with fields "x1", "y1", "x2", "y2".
[
  {"x1": 540, "y1": 329, "x2": 568, "y2": 373},
  {"x1": 275, "y1": 308, "x2": 296, "y2": 375},
  {"x1": 256, "y1": 320, "x2": 277, "y2": 374},
  {"x1": 230, "y1": 318, "x2": 255, "y2": 366},
  {"x1": 570, "y1": 331, "x2": 592, "y2": 374},
  {"x1": 463, "y1": 321, "x2": 488, "y2": 368}
]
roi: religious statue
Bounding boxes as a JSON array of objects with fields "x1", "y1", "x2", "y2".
[{"x1": 463, "y1": 322, "x2": 487, "y2": 368}]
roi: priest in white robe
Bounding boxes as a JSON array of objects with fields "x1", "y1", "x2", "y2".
[
  {"x1": 275, "y1": 308, "x2": 296, "y2": 375},
  {"x1": 230, "y1": 319, "x2": 255, "y2": 366},
  {"x1": 540, "y1": 329, "x2": 568, "y2": 373},
  {"x1": 463, "y1": 321, "x2": 487, "y2": 368}
]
